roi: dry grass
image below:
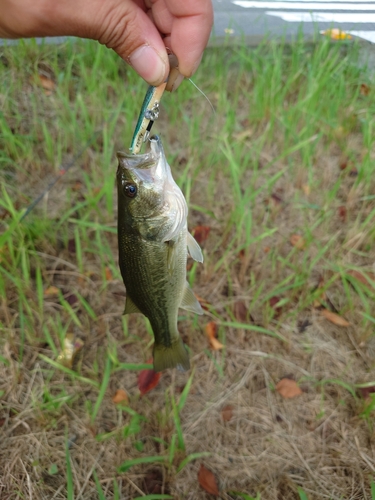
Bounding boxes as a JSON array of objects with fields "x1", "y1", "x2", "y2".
[{"x1": 1, "y1": 37, "x2": 375, "y2": 499}]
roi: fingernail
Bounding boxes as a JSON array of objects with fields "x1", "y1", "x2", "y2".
[{"x1": 129, "y1": 45, "x2": 166, "y2": 85}]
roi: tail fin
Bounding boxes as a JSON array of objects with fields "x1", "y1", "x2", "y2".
[{"x1": 153, "y1": 338, "x2": 190, "y2": 373}]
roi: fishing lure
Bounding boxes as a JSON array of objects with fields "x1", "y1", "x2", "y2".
[{"x1": 130, "y1": 54, "x2": 181, "y2": 154}]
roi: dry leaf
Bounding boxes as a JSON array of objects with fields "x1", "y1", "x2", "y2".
[
  {"x1": 313, "y1": 276, "x2": 327, "y2": 309},
  {"x1": 205, "y1": 322, "x2": 224, "y2": 350},
  {"x1": 263, "y1": 246, "x2": 271, "y2": 253},
  {"x1": 290, "y1": 234, "x2": 305, "y2": 250},
  {"x1": 192, "y1": 225, "x2": 210, "y2": 245},
  {"x1": 347, "y1": 270, "x2": 375, "y2": 289},
  {"x1": 112, "y1": 389, "x2": 129, "y2": 405},
  {"x1": 360, "y1": 83, "x2": 370, "y2": 96},
  {"x1": 196, "y1": 295, "x2": 211, "y2": 311},
  {"x1": 276, "y1": 378, "x2": 303, "y2": 399},
  {"x1": 269, "y1": 295, "x2": 283, "y2": 318},
  {"x1": 71, "y1": 181, "x2": 83, "y2": 192},
  {"x1": 321, "y1": 28, "x2": 352, "y2": 40},
  {"x1": 233, "y1": 128, "x2": 253, "y2": 141},
  {"x1": 198, "y1": 464, "x2": 219, "y2": 496},
  {"x1": 270, "y1": 192, "x2": 283, "y2": 206},
  {"x1": 105, "y1": 266, "x2": 113, "y2": 281},
  {"x1": 67, "y1": 238, "x2": 76, "y2": 253},
  {"x1": 302, "y1": 184, "x2": 310, "y2": 196},
  {"x1": 338, "y1": 205, "x2": 347, "y2": 222},
  {"x1": 57, "y1": 334, "x2": 84, "y2": 368},
  {"x1": 33, "y1": 74, "x2": 56, "y2": 96},
  {"x1": 233, "y1": 300, "x2": 248, "y2": 322},
  {"x1": 44, "y1": 285, "x2": 59, "y2": 297},
  {"x1": 143, "y1": 469, "x2": 163, "y2": 494},
  {"x1": 138, "y1": 364, "x2": 162, "y2": 396},
  {"x1": 221, "y1": 405, "x2": 233, "y2": 422},
  {"x1": 321, "y1": 309, "x2": 350, "y2": 327},
  {"x1": 358, "y1": 385, "x2": 375, "y2": 399}
]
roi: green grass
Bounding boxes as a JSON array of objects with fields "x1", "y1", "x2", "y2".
[{"x1": 1, "y1": 35, "x2": 375, "y2": 499}]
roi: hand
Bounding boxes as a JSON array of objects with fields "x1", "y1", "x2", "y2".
[{"x1": 0, "y1": 0, "x2": 213, "y2": 87}]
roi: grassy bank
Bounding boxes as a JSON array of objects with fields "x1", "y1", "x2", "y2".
[{"x1": 1, "y1": 36, "x2": 375, "y2": 499}]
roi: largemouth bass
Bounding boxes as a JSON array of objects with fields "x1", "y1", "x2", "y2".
[{"x1": 117, "y1": 135, "x2": 203, "y2": 372}]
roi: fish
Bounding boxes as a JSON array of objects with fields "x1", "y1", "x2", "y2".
[{"x1": 117, "y1": 135, "x2": 204, "y2": 372}]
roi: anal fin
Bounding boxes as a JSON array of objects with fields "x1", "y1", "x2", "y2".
[
  {"x1": 124, "y1": 294, "x2": 142, "y2": 315},
  {"x1": 180, "y1": 281, "x2": 203, "y2": 315}
]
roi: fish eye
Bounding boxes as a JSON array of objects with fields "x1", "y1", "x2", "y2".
[{"x1": 124, "y1": 183, "x2": 137, "y2": 198}]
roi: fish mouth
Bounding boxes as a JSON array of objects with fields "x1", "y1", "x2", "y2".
[
  {"x1": 116, "y1": 135, "x2": 168, "y2": 185},
  {"x1": 116, "y1": 135, "x2": 162, "y2": 169}
]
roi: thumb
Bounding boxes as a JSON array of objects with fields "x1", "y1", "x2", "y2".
[{"x1": 94, "y1": 1, "x2": 169, "y2": 86}]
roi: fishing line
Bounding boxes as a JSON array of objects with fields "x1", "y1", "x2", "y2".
[{"x1": 188, "y1": 78, "x2": 216, "y2": 116}]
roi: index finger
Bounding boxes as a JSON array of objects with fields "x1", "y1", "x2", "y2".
[{"x1": 163, "y1": 0, "x2": 213, "y2": 77}]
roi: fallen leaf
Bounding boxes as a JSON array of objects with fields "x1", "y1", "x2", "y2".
[
  {"x1": 321, "y1": 309, "x2": 350, "y2": 327},
  {"x1": 67, "y1": 238, "x2": 76, "y2": 253},
  {"x1": 112, "y1": 389, "x2": 129, "y2": 405},
  {"x1": 105, "y1": 266, "x2": 113, "y2": 281},
  {"x1": 233, "y1": 128, "x2": 253, "y2": 142},
  {"x1": 269, "y1": 296, "x2": 283, "y2": 318},
  {"x1": 71, "y1": 181, "x2": 83, "y2": 192},
  {"x1": 35, "y1": 74, "x2": 56, "y2": 95},
  {"x1": 347, "y1": 269, "x2": 375, "y2": 289},
  {"x1": 57, "y1": 334, "x2": 84, "y2": 368},
  {"x1": 198, "y1": 464, "x2": 219, "y2": 496},
  {"x1": 233, "y1": 300, "x2": 248, "y2": 322},
  {"x1": 263, "y1": 246, "x2": 271, "y2": 253},
  {"x1": 44, "y1": 285, "x2": 59, "y2": 297},
  {"x1": 205, "y1": 322, "x2": 224, "y2": 350},
  {"x1": 270, "y1": 192, "x2": 283, "y2": 205},
  {"x1": 290, "y1": 234, "x2": 305, "y2": 250},
  {"x1": 360, "y1": 83, "x2": 370, "y2": 96},
  {"x1": 138, "y1": 365, "x2": 162, "y2": 396},
  {"x1": 338, "y1": 205, "x2": 347, "y2": 222},
  {"x1": 221, "y1": 405, "x2": 233, "y2": 422},
  {"x1": 0, "y1": 208, "x2": 10, "y2": 221},
  {"x1": 276, "y1": 378, "x2": 303, "y2": 399},
  {"x1": 339, "y1": 160, "x2": 349, "y2": 171},
  {"x1": 358, "y1": 385, "x2": 375, "y2": 399},
  {"x1": 192, "y1": 225, "x2": 210, "y2": 245},
  {"x1": 143, "y1": 468, "x2": 163, "y2": 494},
  {"x1": 298, "y1": 319, "x2": 311, "y2": 333},
  {"x1": 65, "y1": 293, "x2": 78, "y2": 307},
  {"x1": 321, "y1": 28, "x2": 352, "y2": 40},
  {"x1": 302, "y1": 184, "x2": 310, "y2": 196},
  {"x1": 196, "y1": 295, "x2": 211, "y2": 311},
  {"x1": 313, "y1": 276, "x2": 327, "y2": 309}
]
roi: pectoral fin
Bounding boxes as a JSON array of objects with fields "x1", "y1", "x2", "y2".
[
  {"x1": 180, "y1": 281, "x2": 203, "y2": 315},
  {"x1": 124, "y1": 295, "x2": 142, "y2": 315},
  {"x1": 187, "y1": 232, "x2": 203, "y2": 263},
  {"x1": 166, "y1": 239, "x2": 178, "y2": 275}
]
